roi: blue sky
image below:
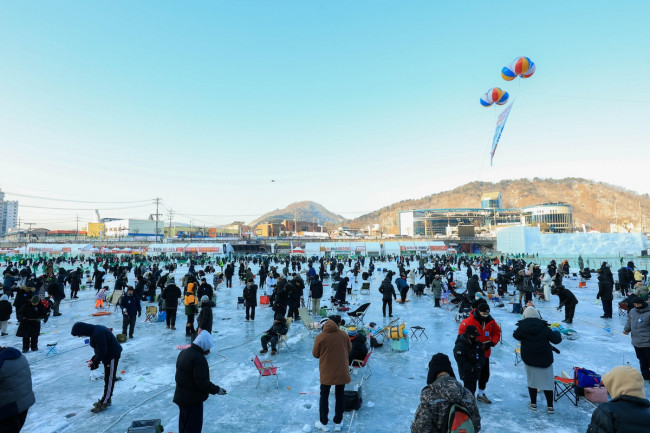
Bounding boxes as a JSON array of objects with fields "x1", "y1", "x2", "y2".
[{"x1": 1, "y1": 1, "x2": 649, "y2": 229}]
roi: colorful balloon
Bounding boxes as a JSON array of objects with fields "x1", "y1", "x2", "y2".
[
  {"x1": 501, "y1": 56, "x2": 535, "y2": 80},
  {"x1": 480, "y1": 87, "x2": 509, "y2": 107}
]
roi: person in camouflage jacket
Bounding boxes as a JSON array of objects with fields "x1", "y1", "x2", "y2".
[{"x1": 411, "y1": 353, "x2": 481, "y2": 433}]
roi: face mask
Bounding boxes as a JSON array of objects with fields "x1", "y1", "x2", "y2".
[{"x1": 128, "y1": 293, "x2": 133, "y2": 296}]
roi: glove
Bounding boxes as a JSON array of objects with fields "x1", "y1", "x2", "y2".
[
  {"x1": 217, "y1": 388, "x2": 227, "y2": 395},
  {"x1": 483, "y1": 341, "x2": 495, "y2": 348},
  {"x1": 556, "y1": 307, "x2": 561, "y2": 311},
  {"x1": 138, "y1": 312, "x2": 141, "y2": 317},
  {"x1": 122, "y1": 308, "x2": 128, "y2": 315}
]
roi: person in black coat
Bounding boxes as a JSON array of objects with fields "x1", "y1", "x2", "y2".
[
  {"x1": 162, "y1": 279, "x2": 182, "y2": 330},
  {"x1": 453, "y1": 325, "x2": 482, "y2": 395},
  {"x1": 196, "y1": 296, "x2": 215, "y2": 333},
  {"x1": 466, "y1": 275, "x2": 481, "y2": 300},
  {"x1": 378, "y1": 274, "x2": 397, "y2": 318},
  {"x1": 174, "y1": 330, "x2": 226, "y2": 433},
  {"x1": 224, "y1": 263, "x2": 234, "y2": 288},
  {"x1": 197, "y1": 279, "x2": 214, "y2": 302},
  {"x1": 334, "y1": 277, "x2": 349, "y2": 305},
  {"x1": 552, "y1": 285, "x2": 578, "y2": 324},
  {"x1": 119, "y1": 287, "x2": 141, "y2": 338},
  {"x1": 16, "y1": 296, "x2": 48, "y2": 352},
  {"x1": 47, "y1": 277, "x2": 65, "y2": 317},
  {"x1": 243, "y1": 279, "x2": 258, "y2": 321},
  {"x1": 71, "y1": 322, "x2": 122, "y2": 412},
  {"x1": 513, "y1": 307, "x2": 562, "y2": 412},
  {"x1": 0, "y1": 294, "x2": 12, "y2": 336},
  {"x1": 347, "y1": 328, "x2": 368, "y2": 365},
  {"x1": 12, "y1": 286, "x2": 35, "y2": 318},
  {"x1": 597, "y1": 270, "x2": 614, "y2": 319},
  {"x1": 309, "y1": 275, "x2": 324, "y2": 315},
  {"x1": 586, "y1": 365, "x2": 650, "y2": 433}
]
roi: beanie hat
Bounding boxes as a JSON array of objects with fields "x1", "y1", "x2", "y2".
[
  {"x1": 319, "y1": 318, "x2": 330, "y2": 328},
  {"x1": 464, "y1": 325, "x2": 479, "y2": 338},
  {"x1": 477, "y1": 303, "x2": 490, "y2": 313},
  {"x1": 629, "y1": 295, "x2": 645, "y2": 305},
  {"x1": 347, "y1": 327, "x2": 358, "y2": 337},
  {"x1": 30, "y1": 295, "x2": 40, "y2": 304},
  {"x1": 328, "y1": 315, "x2": 342, "y2": 325},
  {"x1": 522, "y1": 306, "x2": 541, "y2": 319},
  {"x1": 602, "y1": 366, "x2": 645, "y2": 399},
  {"x1": 427, "y1": 353, "x2": 455, "y2": 384},
  {"x1": 201, "y1": 295, "x2": 209, "y2": 303},
  {"x1": 193, "y1": 330, "x2": 214, "y2": 353}
]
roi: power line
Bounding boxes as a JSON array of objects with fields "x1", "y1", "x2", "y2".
[
  {"x1": 2, "y1": 191, "x2": 152, "y2": 204},
  {"x1": 18, "y1": 203, "x2": 153, "y2": 211}
]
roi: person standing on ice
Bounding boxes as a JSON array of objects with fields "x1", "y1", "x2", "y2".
[
  {"x1": 458, "y1": 302, "x2": 500, "y2": 404},
  {"x1": 312, "y1": 316, "x2": 352, "y2": 432},
  {"x1": 70, "y1": 322, "x2": 122, "y2": 413},
  {"x1": 119, "y1": 286, "x2": 141, "y2": 339},
  {"x1": 597, "y1": 264, "x2": 614, "y2": 319},
  {"x1": 552, "y1": 285, "x2": 578, "y2": 324},
  {"x1": 623, "y1": 296, "x2": 650, "y2": 381},
  {"x1": 174, "y1": 330, "x2": 226, "y2": 433},
  {"x1": 0, "y1": 345, "x2": 35, "y2": 432}
]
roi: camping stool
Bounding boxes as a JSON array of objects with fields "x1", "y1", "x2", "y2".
[
  {"x1": 360, "y1": 282, "x2": 371, "y2": 295},
  {"x1": 237, "y1": 297, "x2": 245, "y2": 309},
  {"x1": 145, "y1": 306, "x2": 157, "y2": 322},
  {"x1": 410, "y1": 326, "x2": 428, "y2": 341},
  {"x1": 46, "y1": 343, "x2": 58, "y2": 357}
]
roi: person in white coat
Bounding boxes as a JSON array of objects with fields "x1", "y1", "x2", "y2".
[{"x1": 541, "y1": 272, "x2": 552, "y2": 301}]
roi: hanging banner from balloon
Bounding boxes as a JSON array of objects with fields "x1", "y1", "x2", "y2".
[{"x1": 491, "y1": 102, "x2": 514, "y2": 166}]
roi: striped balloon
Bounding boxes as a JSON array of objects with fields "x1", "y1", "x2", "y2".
[
  {"x1": 502, "y1": 57, "x2": 536, "y2": 80},
  {"x1": 480, "y1": 87, "x2": 509, "y2": 107}
]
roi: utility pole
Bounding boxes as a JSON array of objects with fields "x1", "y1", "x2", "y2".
[
  {"x1": 168, "y1": 209, "x2": 174, "y2": 241},
  {"x1": 153, "y1": 197, "x2": 162, "y2": 243},
  {"x1": 75, "y1": 215, "x2": 79, "y2": 241},
  {"x1": 24, "y1": 222, "x2": 35, "y2": 243}
]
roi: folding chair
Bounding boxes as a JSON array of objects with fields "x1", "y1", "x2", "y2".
[
  {"x1": 46, "y1": 343, "x2": 58, "y2": 357},
  {"x1": 514, "y1": 343, "x2": 522, "y2": 366},
  {"x1": 375, "y1": 317, "x2": 400, "y2": 342},
  {"x1": 351, "y1": 350, "x2": 373, "y2": 380},
  {"x1": 410, "y1": 326, "x2": 428, "y2": 341},
  {"x1": 252, "y1": 355, "x2": 279, "y2": 389},
  {"x1": 145, "y1": 306, "x2": 157, "y2": 322},
  {"x1": 347, "y1": 303, "x2": 371, "y2": 328},
  {"x1": 554, "y1": 371, "x2": 579, "y2": 406},
  {"x1": 106, "y1": 289, "x2": 123, "y2": 312},
  {"x1": 360, "y1": 282, "x2": 371, "y2": 295},
  {"x1": 298, "y1": 308, "x2": 319, "y2": 338},
  {"x1": 237, "y1": 297, "x2": 245, "y2": 310},
  {"x1": 618, "y1": 301, "x2": 629, "y2": 317},
  {"x1": 278, "y1": 318, "x2": 292, "y2": 351}
]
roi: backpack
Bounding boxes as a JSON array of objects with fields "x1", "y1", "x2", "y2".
[{"x1": 446, "y1": 403, "x2": 475, "y2": 433}]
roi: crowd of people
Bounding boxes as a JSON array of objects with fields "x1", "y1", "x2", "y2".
[{"x1": 0, "y1": 252, "x2": 649, "y2": 432}]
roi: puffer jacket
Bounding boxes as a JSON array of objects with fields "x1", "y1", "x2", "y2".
[
  {"x1": 431, "y1": 279, "x2": 443, "y2": 298},
  {"x1": 411, "y1": 375, "x2": 481, "y2": 433},
  {"x1": 624, "y1": 304, "x2": 650, "y2": 348},
  {"x1": 70, "y1": 323, "x2": 122, "y2": 365},
  {"x1": 0, "y1": 347, "x2": 35, "y2": 420},
  {"x1": 173, "y1": 344, "x2": 221, "y2": 406},
  {"x1": 586, "y1": 395, "x2": 650, "y2": 433},
  {"x1": 512, "y1": 318, "x2": 562, "y2": 368}
]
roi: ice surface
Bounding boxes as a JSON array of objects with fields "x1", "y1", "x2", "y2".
[{"x1": 3, "y1": 259, "x2": 648, "y2": 433}]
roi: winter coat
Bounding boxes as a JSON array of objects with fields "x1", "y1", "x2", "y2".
[
  {"x1": 458, "y1": 310, "x2": 501, "y2": 358},
  {"x1": 586, "y1": 395, "x2": 650, "y2": 433},
  {"x1": 431, "y1": 279, "x2": 443, "y2": 298},
  {"x1": 396, "y1": 277, "x2": 409, "y2": 292},
  {"x1": 162, "y1": 284, "x2": 182, "y2": 309},
  {"x1": 184, "y1": 285, "x2": 198, "y2": 316},
  {"x1": 348, "y1": 333, "x2": 368, "y2": 365},
  {"x1": 467, "y1": 275, "x2": 480, "y2": 298},
  {"x1": 334, "y1": 278, "x2": 348, "y2": 303},
  {"x1": 312, "y1": 320, "x2": 352, "y2": 386},
  {"x1": 13, "y1": 287, "x2": 34, "y2": 314},
  {"x1": 379, "y1": 280, "x2": 397, "y2": 301},
  {"x1": 309, "y1": 280, "x2": 323, "y2": 299},
  {"x1": 453, "y1": 334, "x2": 482, "y2": 382},
  {"x1": 411, "y1": 374, "x2": 481, "y2": 433},
  {"x1": 16, "y1": 303, "x2": 47, "y2": 338},
  {"x1": 120, "y1": 294, "x2": 141, "y2": 317},
  {"x1": 173, "y1": 344, "x2": 222, "y2": 407},
  {"x1": 0, "y1": 347, "x2": 35, "y2": 421},
  {"x1": 557, "y1": 288, "x2": 579, "y2": 309},
  {"x1": 243, "y1": 284, "x2": 258, "y2": 307},
  {"x1": 597, "y1": 275, "x2": 614, "y2": 301},
  {"x1": 512, "y1": 318, "x2": 562, "y2": 368},
  {"x1": 70, "y1": 323, "x2": 122, "y2": 365},
  {"x1": 197, "y1": 301, "x2": 215, "y2": 334},
  {"x1": 624, "y1": 305, "x2": 650, "y2": 348},
  {"x1": 0, "y1": 299, "x2": 11, "y2": 322},
  {"x1": 197, "y1": 283, "x2": 214, "y2": 301}
]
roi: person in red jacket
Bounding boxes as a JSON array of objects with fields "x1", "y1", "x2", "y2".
[{"x1": 458, "y1": 301, "x2": 501, "y2": 404}]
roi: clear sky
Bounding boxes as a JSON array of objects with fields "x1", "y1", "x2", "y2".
[{"x1": 1, "y1": 1, "x2": 649, "y2": 230}]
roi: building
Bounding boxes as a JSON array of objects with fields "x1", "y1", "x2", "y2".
[
  {"x1": 520, "y1": 203, "x2": 573, "y2": 233},
  {"x1": 97, "y1": 219, "x2": 160, "y2": 238},
  {"x1": 256, "y1": 223, "x2": 283, "y2": 237},
  {"x1": 398, "y1": 194, "x2": 574, "y2": 236},
  {"x1": 1, "y1": 200, "x2": 18, "y2": 236},
  {"x1": 281, "y1": 220, "x2": 319, "y2": 234}
]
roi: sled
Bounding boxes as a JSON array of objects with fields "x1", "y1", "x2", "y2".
[{"x1": 92, "y1": 311, "x2": 112, "y2": 316}]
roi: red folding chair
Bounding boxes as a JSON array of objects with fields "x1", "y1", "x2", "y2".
[
  {"x1": 350, "y1": 350, "x2": 373, "y2": 380},
  {"x1": 252, "y1": 355, "x2": 279, "y2": 389}
]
